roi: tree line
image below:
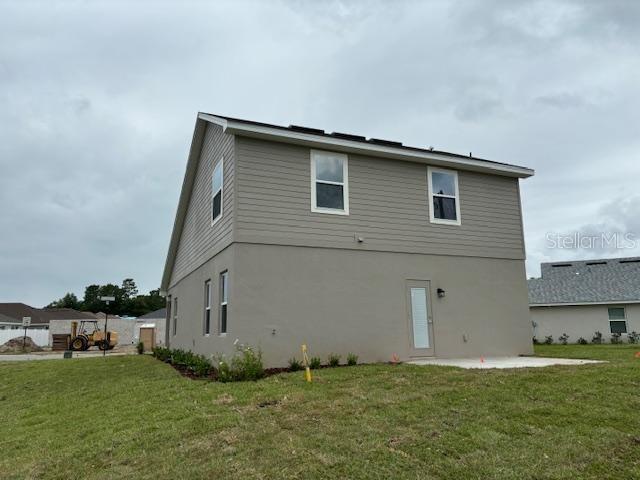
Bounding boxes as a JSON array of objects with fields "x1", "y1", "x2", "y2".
[{"x1": 46, "y1": 278, "x2": 165, "y2": 317}]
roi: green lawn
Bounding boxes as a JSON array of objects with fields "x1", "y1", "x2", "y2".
[{"x1": 1, "y1": 345, "x2": 639, "y2": 479}]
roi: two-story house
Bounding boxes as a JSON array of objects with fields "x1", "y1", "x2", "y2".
[{"x1": 161, "y1": 113, "x2": 535, "y2": 366}]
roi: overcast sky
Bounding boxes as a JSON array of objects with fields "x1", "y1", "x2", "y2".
[{"x1": 1, "y1": 0, "x2": 639, "y2": 307}]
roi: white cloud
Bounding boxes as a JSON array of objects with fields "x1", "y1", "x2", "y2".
[{"x1": 1, "y1": 0, "x2": 639, "y2": 304}]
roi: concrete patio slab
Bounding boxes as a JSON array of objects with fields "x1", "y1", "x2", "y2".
[{"x1": 408, "y1": 356, "x2": 604, "y2": 369}]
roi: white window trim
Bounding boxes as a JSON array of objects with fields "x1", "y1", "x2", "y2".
[
  {"x1": 427, "y1": 166, "x2": 461, "y2": 226},
  {"x1": 204, "y1": 280, "x2": 211, "y2": 336},
  {"x1": 211, "y1": 158, "x2": 224, "y2": 226},
  {"x1": 219, "y1": 271, "x2": 228, "y2": 336},
  {"x1": 608, "y1": 306, "x2": 627, "y2": 333},
  {"x1": 310, "y1": 150, "x2": 349, "y2": 215}
]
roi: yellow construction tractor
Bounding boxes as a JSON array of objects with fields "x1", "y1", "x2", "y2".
[{"x1": 69, "y1": 320, "x2": 118, "y2": 351}]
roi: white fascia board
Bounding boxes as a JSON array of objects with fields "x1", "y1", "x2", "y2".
[
  {"x1": 530, "y1": 300, "x2": 640, "y2": 307},
  {"x1": 199, "y1": 113, "x2": 534, "y2": 179}
]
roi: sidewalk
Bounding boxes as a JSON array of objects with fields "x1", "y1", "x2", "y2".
[{"x1": 0, "y1": 349, "x2": 134, "y2": 362}]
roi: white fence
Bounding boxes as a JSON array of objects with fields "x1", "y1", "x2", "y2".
[{"x1": 0, "y1": 329, "x2": 50, "y2": 346}]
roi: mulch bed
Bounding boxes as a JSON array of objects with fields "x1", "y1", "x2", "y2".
[
  {"x1": 166, "y1": 361, "x2": 218, "y2": 380},
  {"x1": 166, "y1": 361, "x2": 303, "y2": 381},
  {"x1": 156, "y1": 357, "x2": 385, "y2": 382}
]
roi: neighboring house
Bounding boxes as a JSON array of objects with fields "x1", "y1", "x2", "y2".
[
  {"x1": 0, "y1": 312, "x2": 22, "y2": 330},
  {"x1": 134, "y1": 308, "x2": 167, "y2": 346},
  {"x1": 529, "y1": 257, "x2": 640, "y2": 342},
  {"x1": 161, "y1": 113, "x2": 535, "y2": 367},
  {"x1": 0, "y1": 303, "x2": 93, "y2": 330},
  {"x1": 0, "y1": 303, "x2": 51, "y2": 329},
  {"x1": 0, "y1": 304, "x2": 99, "y2": 346}
]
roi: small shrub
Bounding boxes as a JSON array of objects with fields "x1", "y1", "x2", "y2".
[
  {"x1": 544, "y1": 335, "x2": 553, "y2": 345},
  {"x1": 152, "y1": 346, "x2": 212, "y2": 377},
  {"x1": 216, "y1": 357, "x2": 233, "y2": 382},
  {"x1": 558, "y1": 333, "x2": 569, "y2": 345},
  {"x1": 610, "y1": 332, "x2": 622, "y2": 344},
  {"x1": 288, "y1": 357, "x2": 303, "y2": 371},
  {"x1": 328, "y1": 353, "x2": 341, "y2": 367},
  {"x1": 347, "y1": 353, "x2": 358, "y2": 366},
  {"x1": 309, "y1": 356, "x2": 322, "y2": 369},
  {"x1": 577, "y1": 337, "x2": 588, "y2": 345},
  {"x1": 189, "y1": 354, "x2": 213, "y2": 377},
  {"x1": 592, "y1": 331, "x2": 603, "y2": 344},
  {"x1": 628, "y1": 331, "x2": 639, "y2": 344},
  {"x1": 532, "y1": 336, "x2": 539, "y2": 345},
  {"x1": 232, "y1": 345, "x2": 264, "y2": 381},
  {"x1": 215, "y1": 343, "x2": 265, "y2": 382},
  {"x1": 171, "y1": 348, "x2": 190, "y2": 366},
  {"x1": 152, "y1": 346, "x2": 171, "y2": 361}
]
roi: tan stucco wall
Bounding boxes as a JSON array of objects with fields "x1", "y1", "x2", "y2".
[
  {"x1": 530, "y1": 304, "x2": 640, "y2": 343},
  {"x1": 167, "y1": 243, "x2": 532, "y2": 367},
  {"x1": 166, "y1": 245, "x2": 235, "y2": 353}
]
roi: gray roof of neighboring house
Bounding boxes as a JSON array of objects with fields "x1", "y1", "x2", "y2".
[
  {"x1": 137, "y1": 308, "x2": 166, "y2": 320},
  {"x1": 40, "y1": 309, "x2": 101, "y2": 321},
  {"x1": 528, "y1": 257, "x2": 640, "y2": 305},
  {"x1": 0, "y1": 312, "x2": 21, "y2": 324},
  {"x1": 0, "y1": 303, "x2": 99, "y2": 324},
  {"x1": 93, "y1": 312, "x2": 123, "y2": 319},
  {"x1": 0, "y1": 303, "x2": 41, "y2": 323}
]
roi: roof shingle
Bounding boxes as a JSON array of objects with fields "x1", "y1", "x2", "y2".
[
  {"x1": 528, "y1": 257, "x2": 640, "y2": 305},
  {"x1": 0, "y1": 303, "x2": 99, "y2": 324},
  {"x1": 137, "y1": 308, "x2": 166, "y2": 320}
]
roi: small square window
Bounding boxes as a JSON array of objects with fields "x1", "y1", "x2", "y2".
[
  {"x1": 610, "y1": 321, "x2": 627, "y2": 334},
  {"x1": 608, "y1": 307, "x2": 625, "y2": 320},
  {"x1": 316, "y1": 183, "x2": 345, "y2": 210}
]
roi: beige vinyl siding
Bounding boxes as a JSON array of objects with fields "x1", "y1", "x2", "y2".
[
  {"x1": 235, "y1": 136, "x2": 525, "y2": 259},
  {"x1": 170, "y1": 123, "x2": 235, "y2": 286}
]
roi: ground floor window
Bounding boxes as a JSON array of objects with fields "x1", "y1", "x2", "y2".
[
  {"x1": 219, "y1": 271, "x2": 228, "y2": 334},
  {"x1": 204, "y1": 280, "x2": 211, "y2": 335},
  {"x1": 173, "y1": 298, "x2": 178, "y2": 336},
  {"x1": 608, "y1": 306, "x2": 627, "y2": 334}
]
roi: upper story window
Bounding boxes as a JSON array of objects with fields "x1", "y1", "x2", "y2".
[
  {"x1": 428, "y1": 167, "x2": 461, "y2": 225},
  {"x1": 211, "y1": 158, "x2": 223, "y2": 225},
  {"x1": 311, "y1": 150, "x2": 349, "y2": 215}
]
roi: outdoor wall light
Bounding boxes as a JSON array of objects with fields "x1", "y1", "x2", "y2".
[{"x1": 437, "y1": 288, "x2": 446, "y2": 298}]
